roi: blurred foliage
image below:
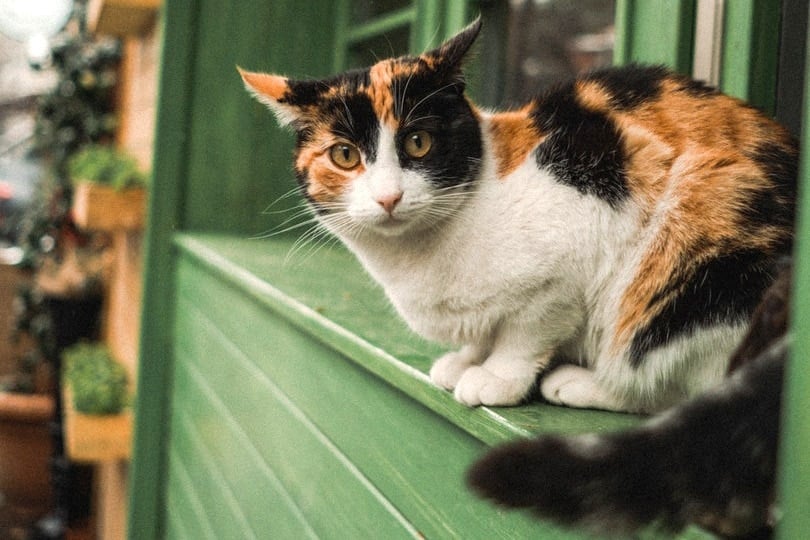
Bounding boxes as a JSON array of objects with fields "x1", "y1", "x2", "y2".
[
  {"x1": 69, "y1": 144, "x2": 148, "y2": 190},
  {"x1": 19, "y1": 0, "x2": 121, "y2": 268},
  {"x1": 8, "y1": 1, "x2": 115, "y2": 393},
  {"x1": 63, "y1": 342, "x2": 128, "y2": 415}
]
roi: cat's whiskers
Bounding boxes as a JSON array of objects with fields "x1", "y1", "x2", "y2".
[
  {"x1": 401, "y1": 114, "x2": 442, "y2": 130},
  {"x1": 284, "y1": 222, "x2": 337, "y2": 264},
  {"x1": 261, "y1": 185, "x2": 308, "y2": 216},
  {"x1": 252, "y1": 211, "x2": 319, "y2": 240},
  {"x1": 395, "y1": 70, "x2": 415, "y2": 120}
]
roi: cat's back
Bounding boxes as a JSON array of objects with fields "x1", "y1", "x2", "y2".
[
  {"x1": 521, "y1": 64, "x2": 797, "y2": 210},
  {"x1": 489, "y1": 64, "x2": 797, "y2": 394}
]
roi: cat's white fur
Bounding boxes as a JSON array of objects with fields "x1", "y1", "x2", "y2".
[{"x1": 319, "y1": 116, "x2": 743, "y2": 412}]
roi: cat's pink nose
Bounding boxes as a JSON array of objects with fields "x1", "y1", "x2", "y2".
[{"x1": 376, "y1": 192, "x2": 402, "y2": 214}]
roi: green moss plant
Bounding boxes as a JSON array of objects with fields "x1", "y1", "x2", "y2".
[
  {"x1": 63, "y1": 343, "x2": 129, "y2": 415},
  {"x1": 68, "y1": 145, "x2": 148, "y2": 191}
]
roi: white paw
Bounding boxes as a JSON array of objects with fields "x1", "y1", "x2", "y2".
[
  {"x1": 540, "y1": 365, "x2": 619, "y2": 410},
  {"x1": 453, "y1": 366, "x2": 534, "y2": 407},
  {"x1": 429, "y1": 347, "x2": 482, "y2": 390}
]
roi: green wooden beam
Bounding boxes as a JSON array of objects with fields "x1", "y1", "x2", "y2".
[
  {"x1": 127, "y1": 0, "x2": 200, "y2": 538},
  {"x1": 777, "y1": 18, "x2": 810, "y2": 538},
  {"x1": 347, "y1": 7, "x2": 417, "y2": 47},
  {"x1": 332, "y1": 0, "x2": 351, "y2": 72},
  {"x1": 613, "y1": 0, "x2": 696, "y2": 73},
  {"x1": 443, "y1": 0, "x2": 468, "y2": 39},
  {"x1": 411, "y1": 0, "x2": 442, "y2": 52},
  {"x1": 720, "y1": 0, "x2": 781, "y2": 114}
]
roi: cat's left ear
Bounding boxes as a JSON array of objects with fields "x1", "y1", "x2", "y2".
[
  {"x1": 238, "y1": 67, "x2": 307, "y2": 127},
  {"x1": 422, "y1": 16, "x2": 482, "y2": 86}
]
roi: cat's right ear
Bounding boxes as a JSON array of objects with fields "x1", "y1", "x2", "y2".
[{"x1": 238, "y1": 67, "x2": 305, "y2": 127}]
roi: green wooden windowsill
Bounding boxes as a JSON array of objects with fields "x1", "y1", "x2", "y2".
[{"x1": 174, "y1": 233, "x2": 640, "y2": 447}]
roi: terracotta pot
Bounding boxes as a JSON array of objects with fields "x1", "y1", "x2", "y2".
[{"x1": 0, "y1": 391, "x2": 54, "y2": 523}]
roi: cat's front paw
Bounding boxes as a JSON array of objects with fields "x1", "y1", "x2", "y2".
[
  {"x1": 429, "y1": 346, "x2": 484, "y2": 390},
  {"x1": 453, "y1": 366, "x2": 534, "y2": 407}
]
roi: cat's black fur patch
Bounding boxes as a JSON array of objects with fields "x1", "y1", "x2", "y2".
[
  {"x1": 395, "y1": 90, "x2": 482, "y2": 189},
  {"x1": 469, "y1": 265, "x2": 790, "y2": 537},
  {"x1": 745, "y1": 140, "x2": 799, "y2": 231},
  {"x1": 326, "y1": 93, "x2": 380, "y2": 163},
  {"x1": 284, "y1": 68, "x2": 371, "y2": 106},
  {"x1": 532, "y1": 86, "x2": 629, "y2": 207},
  {"x1": 583, "y1": 64, "x2": 668, "y2": 110},
  {"x1": 629, "y1": 250, "x2": 779, "y2": 366}
]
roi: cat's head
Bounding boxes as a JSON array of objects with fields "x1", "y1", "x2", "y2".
[{"x1": 240, "y1": 18, "x2": 483, "y2": 238}]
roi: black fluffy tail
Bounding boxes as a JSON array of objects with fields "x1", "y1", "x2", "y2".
[
  {"x1": 468, "y1": 346, "x2": 783, "y2": 536},
  {"x1": 468, "y1": 262, "x2": 791, "y2": 538}
]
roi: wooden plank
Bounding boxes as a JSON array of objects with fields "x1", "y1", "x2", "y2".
[
  {"x1": 164, "y1": 448, "x2": 218, "y2": 540},
  {"x1": 613, "y1": 0, "x2": 696, "y2": 73},
  {"x1": 173, "y1": 252, "x2": 597, "y2": 538},
  {"x1": 170, "y1": 403, "x2": 319, "y2": 539},
  {"x1": 127, "y1": 0, "x2": 199, "y2": 537},
  {"x1": 172, "y1": 310, "x2": 420, "y2": 538},
  {"x1": 170, "y1": 389, "x2": 319, "y2": 540},
  {"x1": 719, "y1": 0, "x2": 780, "y2": 114},
  {"x1": 169, "y1": 413, "x2": 259, "y2": 540}
]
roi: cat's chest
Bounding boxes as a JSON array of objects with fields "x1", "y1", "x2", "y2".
[
  {"x1": 369, "y1": 247, "x2": 513, "y2": 342},
  {"x1": 350, "y1": 217, "x2": 557, "y2": 343}
]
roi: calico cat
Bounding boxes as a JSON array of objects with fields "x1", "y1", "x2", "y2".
[
  {"x1": 467, "y1": 262, "x2": 790, "y2": 538},
  {"x1": 239, "y1": 17, "x2": 795, "y2": 413}
]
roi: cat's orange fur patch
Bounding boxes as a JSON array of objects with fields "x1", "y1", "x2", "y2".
[
  {"x1": 575, "y1": 80, "x2": 613, "y2": 110},
  {"x1": 488, "y1": 105, "x2": 544, "y2": 177},
  {"x1": 295, "y1": 126, "x2": 365, "y2": 202},
  {"x1": 610, "y1": 80, "x2": 794, "y2": 350},
  {"x1": 367, "y1": 62, "x2": 398, "y2": 126},
  {"x1": 238, "y1": 69, "x2": 289, "y2": 100},
  {"x1": 367, "y1": 60, "x2": 425, "y2": 127}
]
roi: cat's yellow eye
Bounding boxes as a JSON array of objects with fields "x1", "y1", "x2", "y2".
[
  {"x1": 404, "y1": 130, "x2": 433, "y2": 159},
  {"x1": 329, "y1": 142, "x2": 361, "y2": 170}
]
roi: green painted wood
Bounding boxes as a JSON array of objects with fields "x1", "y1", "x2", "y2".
[
  {"x1": 720, "y1": 0, "x2": 781, "y2": 114},
  {"x1": 170, "y1": 386, "x2": 319, "y2": 540},
  {"x1": 776, "y1": 21, "x2": 810, "y2": 538},
  {"x1": 165, "y1": 450, "x2": 218, "y2": 540},
  {"x1": 443, "y1": 0, "x2": 469, "y2": 39},
  {"x1": 182, "y1": 0, "x2": 338, "y2": 235},
  {"x1": 173, "y1": 252, "x2": 577, "y2": 538},
  {"x1": 171, "y1": 355, "x2": 416, "y2": 538},
  {"x1": 347, "y1": 6, "x2": 417, "y2": 45},
  {"x1": 333, "y1": 0, "x2": 351, "y2": 71},
  {"x1": 168, "y1": 412, "x2": 260, "y2": 540},
  {"x1": 127, "y1": 2, "x2": 199, "y2": 538},
  {"x1": 613, "y1": 0, "x2": 696, "y2": 73},
  {"x1": 171, "y1": 404, "x2": 318, "y2": 539}
]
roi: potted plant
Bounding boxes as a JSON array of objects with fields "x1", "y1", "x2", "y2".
[
  {"x1": 62, "y1": 343, "x2": 132, "y2": 462},
  {"x1": 69, "y1": 145, "x2": 148, "y2": 231}
]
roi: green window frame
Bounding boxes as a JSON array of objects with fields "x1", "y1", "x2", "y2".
[{"x1": 332, "y1": 0, "x2": 469, "y2": 71}]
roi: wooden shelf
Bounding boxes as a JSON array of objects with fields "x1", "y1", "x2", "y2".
[
  {"x1": 72, "y1": 182, "x2": 147, "y2": 232},
  {"x1": 87, "y1": 0, "x2": 161, "y2": 37},
  {"x1": 63, "y1": 387, "x2": 132, "y2": 463}
]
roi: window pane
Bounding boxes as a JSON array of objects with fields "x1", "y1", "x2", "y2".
[{"x1": 475, "y1": 0, "x2": 616, "y2": 108}]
